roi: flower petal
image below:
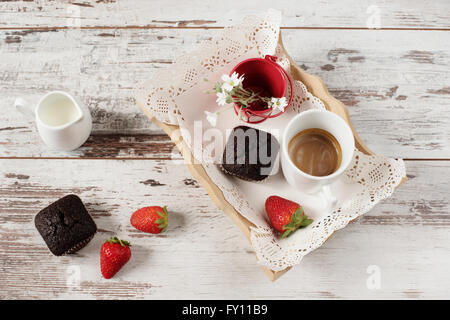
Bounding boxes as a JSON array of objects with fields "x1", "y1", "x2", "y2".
[
  {"x1": 230, "y1": 72, "x2": 240, "y2": 82},
  {"x1": 216, "y1": 91, "x2": 227, "y2": 106},
  {"x1": 221, "y1": 74, "x2": 231, "y2": 82},
  {"x1": 237, "y1": 74, "x2": 245, "y2": 85},
  {"x1": 222, "y1": 83, "x2": 233, "y2": 92},
  {"x1": 204, "y1": 111, "x2": 218, "y2": 127}
]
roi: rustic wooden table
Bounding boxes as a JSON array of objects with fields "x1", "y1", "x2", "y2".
[{"x1": 0, "y1": 1, "x2": 449, "y2": 299}]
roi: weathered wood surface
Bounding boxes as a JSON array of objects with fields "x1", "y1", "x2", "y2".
[
  {"x1": 0, "y1": 1, "x2": 449, "y2": 299},
  {"x1": 0, "y1": 0, "x2": 449, "y2": 29},
  {"x1": 1, "y1": 28, "x2": 449, "y2": 158},
  {"x1": 0, "y1": 159, "x2": 449, "y2": 299}
]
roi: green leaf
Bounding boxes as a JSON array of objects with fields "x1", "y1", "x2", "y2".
[
  {"x1": 283, "y1": 220, "x2": 294, "y2": 230},
  {"x1": 279, "y1": 206, "x2": 314, "y2": 238},
  {"x1": 291, "y1": 208, "x2": 301, "y2": 223},
  {"x1": 157, "y1": 210, "x2": 166, "y2": 218},
  {"x1": 300, "y1": 218, "x2": 313, "y2": 227},
  {"x1": 106, "y1": 236, "x2": 130, "y2": 247},
  {"x1": 154, "y1": 206, "x2": 168, "y2": 232},
  {"x1": 281, "y1": 229, "x2": 292, "y2": 238}
]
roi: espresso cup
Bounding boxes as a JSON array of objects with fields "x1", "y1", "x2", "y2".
[{"x1": 281, "y1": 109, "x2": 355, "y2": 209}]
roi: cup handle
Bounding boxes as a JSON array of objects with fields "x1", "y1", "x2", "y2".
[
  {"x1": 15, "y1": 98, "x2": 35, "y2": 119},
  {"x1": 318, "y1": 184, "x2": 337, "y2": 211}
]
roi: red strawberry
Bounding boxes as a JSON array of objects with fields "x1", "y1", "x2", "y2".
[
  {"x1": 130, "y1": 206, "x2": 168, "y2": 234},
  {"x1": 100, "y1": 237, "x2": 131, "y2": 279},
  {"x1": 265, "y1": 196, "x2": 313, "y2": 238}
]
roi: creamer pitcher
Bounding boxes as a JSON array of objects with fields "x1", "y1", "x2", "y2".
[{"x1": 15, "y1": 91, "x2": 92, "y2": 151}]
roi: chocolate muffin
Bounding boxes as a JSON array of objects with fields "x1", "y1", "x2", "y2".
[
  {"x1": 221, "y1": 126, "x2": 279, "y2": 181},
  {"x1": 35, "y1": 194, "x2": 97, "y2": 256}
]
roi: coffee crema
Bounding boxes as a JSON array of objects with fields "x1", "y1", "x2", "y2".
[{"x1": 288, "y1": 128, "x2": 342, "y2": 177}]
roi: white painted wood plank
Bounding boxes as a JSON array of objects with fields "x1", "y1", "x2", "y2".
[
  {"x1": 0, "y1": 28, "x2": 449, "y2": 158},
  {"x1": 0, "y1": 0, "x2": 449, "y2": 29},
  {"x1": 0, "y1": 0, "x2": 447, "y2": 302},
  {"x1": 281, "y1": 30, "x2": 450, "y2": 158},
  {"x1": 0, "y1": 159, "x2": 448, "y2": 299}
]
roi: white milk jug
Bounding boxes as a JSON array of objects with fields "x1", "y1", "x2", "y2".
[{"x1": 15, "y1": 91, "x2": 92, "y2": 151}]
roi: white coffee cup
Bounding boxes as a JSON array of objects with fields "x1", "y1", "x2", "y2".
[
  {"x1": 281, "y1": 109, "x2": 355, "y2": 209},
  {"x1": 15, "y1": 91, "x2": 92, "y2": 151}
]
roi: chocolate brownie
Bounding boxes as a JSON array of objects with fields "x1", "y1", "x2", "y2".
[
  {"x1": 35, "y1": 194, "x2": 97, "y2": 256},
  {"x1": 221, "y1": 126, "x2": 279, "y2": 181}
]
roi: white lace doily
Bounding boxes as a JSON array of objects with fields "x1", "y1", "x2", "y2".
[{"x1": 135, "y1": 10, "x2": 406, "y2": 271}]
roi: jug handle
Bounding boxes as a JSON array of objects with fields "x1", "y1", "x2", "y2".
[{"x1": 15, "y1": 98, "x2": 35, "y2": 119}]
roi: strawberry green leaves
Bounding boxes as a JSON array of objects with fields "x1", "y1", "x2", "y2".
[
  {"x1": 155, "y1": 206, "x2": 169, "y2": 233},
  {"x1": 105, "y1": 236, "x2": 131, "y2": 247},
  {"x1": 281, "y1": 207, "x2": 313, "y2": 238}
]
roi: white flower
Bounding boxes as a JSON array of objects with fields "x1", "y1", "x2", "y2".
[
  {"x1": 271, "y1": 97, "x2": 288, "y2": 112},
  {"x1": 221, "y1": 72, "x2": 244, "y2": 92},
  {"x1": 216, "y1": 91, "x2": 228, "y2": 106},
  {"x1": 204, "y1": 111, "x2": 218, "y2": 127}
]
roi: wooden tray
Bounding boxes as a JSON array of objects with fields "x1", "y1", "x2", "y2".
[{"x1": 137, "y1": 33, "x2": 407, "y2": 281}]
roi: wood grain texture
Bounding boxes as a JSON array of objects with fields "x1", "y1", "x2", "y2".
[
  {"x1": 1, "y1": 28, "x2": 449, "y2": 158},
  {"x1": 0, "y1": 133, "x2": 180, "y2": 159},
  {"x1": 0, "y1": 0, "x2": 449, "y2": 29},
  {"x1": 0, "y1": 1, "x2": 449, "y2": 299},
  {"x1": 0, "y1": 159, "x2": 448, "y2": 299}
]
